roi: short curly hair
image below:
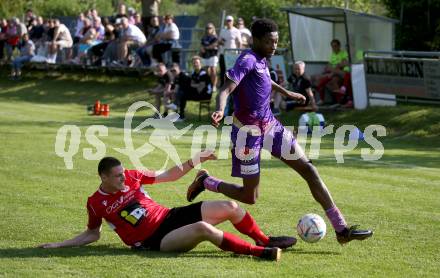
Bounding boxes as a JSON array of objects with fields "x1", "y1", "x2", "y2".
[{"x1": 251, "y1": 18, "x2": 278, "y2": 39}]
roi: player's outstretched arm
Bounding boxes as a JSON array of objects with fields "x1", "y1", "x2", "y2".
[
  {"x1": 212, "y1": 79, "x2": 237, "y2": 127},
  {"x1": 154, "y1": 150, "x2": 217, "y2": 183},
  {"x1": 38, "y1": 227, "x2": 101, "y2": 249}
]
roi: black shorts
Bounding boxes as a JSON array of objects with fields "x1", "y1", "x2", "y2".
[{"x1": 137, "y1": 202, "x2": 203, "y2": 251}]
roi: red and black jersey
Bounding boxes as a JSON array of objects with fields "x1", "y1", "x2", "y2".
[{"x1": 87, "y1": 169, "x2": 170, "y2": 246}]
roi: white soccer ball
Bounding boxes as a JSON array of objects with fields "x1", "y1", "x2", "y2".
[{"x1": 297, "y1": 213, "x2": 327, "y2": 243}]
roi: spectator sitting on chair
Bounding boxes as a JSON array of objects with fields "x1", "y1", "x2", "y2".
[
  {"x1": 40, "y1": 19, "x2": 55, "y2": 57},
  {"x1": 167, "y1": 56, "x2": 212, "y2": 121},
  {"x1": 71, "y1": 18, "x2": 97, "y2": 64},
  {"x1": 101, "y1": 22, "x2": 124, "y2": 65},
  {"x1": 200, "y1": 23, "x2": 219, "y2": 92},
  {"x1": 284, "y1": 61, "x2": 317, "y2": 111},
  {"x1": 115, "y1": 17, "x2": 146, "y2": 66},
  {"x1": 28, "y1": 17, "x2": 45, "y2": 52},
  {"x1": 313, "y1": 39, "x2": 349, "y2": 105},
  {"x1": 136, "y1": 15, "x2": 160, "y2": 67},
  {"x1": 10, "y1": 33, "x2": 35, "y2": 80},
  {"x1": 152, "y1": 14, "x2": 180, "y2": 65},
  {"x1": 148, "y1": 62, "x2": 174, "y2": 115},
  {"x1": 88, "y1": 24, "x2": 116, "y2": 66},
  {"x1": 47, "y1": 18, "x2": 73, "y2": 63},
  {"x1": 321, "y1": 71, "x2": 353, "y2": 107},
  {"x1": 166, "y1": 63, "x2": 191, "y2": 120}
]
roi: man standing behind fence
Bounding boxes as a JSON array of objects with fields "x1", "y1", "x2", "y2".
[{"x1": 218, "y1": 15, "x2": 241, "y2": 86}]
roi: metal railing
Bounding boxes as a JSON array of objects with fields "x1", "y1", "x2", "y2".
[{"x1": 365, "y1": 50, "x2": 440, "y2": 59}]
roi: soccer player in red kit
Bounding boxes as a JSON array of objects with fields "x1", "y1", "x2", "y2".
[{"x1": 39, "y1": 151, "x2": 295, "y2": 261}]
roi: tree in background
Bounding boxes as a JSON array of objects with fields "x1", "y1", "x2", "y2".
[
  {"x1": 199, "y1": 0, "x2": 381, "y2": 48},
  {"x1": 0, "y1": 0, "x2": 140, "y2": 18},
  {"x1": 383, "y1": 0, "x2": 440, "y2": 51},
  {"x1": 0, "y1": 0, "x2": 201, "y2": 19}
]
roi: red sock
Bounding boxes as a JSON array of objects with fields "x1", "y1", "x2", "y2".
[
  {"x1": 233, "y1": 212, "x2": 269, "y2": 246},
  {"x1": 219, "y1": 232, "x2": 264, "y2": 257}
]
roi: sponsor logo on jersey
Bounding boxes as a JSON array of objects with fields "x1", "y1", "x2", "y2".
[
  {"x1": 119, "y1": 202, "x2": 147, "y2": 226},
  {"x1": 240, "y1": 163, "x2": 259, "y2": 175},
  {"x1": 236, "y1": 147, "x2": 258, "y2": 164}
]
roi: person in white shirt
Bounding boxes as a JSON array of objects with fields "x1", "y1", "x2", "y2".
[
  {"x1": 237, "y1": 17, "x2": 252, "y2": 48},
  {"x1": 218, "y1": 15, "x2": 241, "y2": 52},
  {"x1": 218, "y1": 15, "x2": 241, "y2": 86},
  {"x1": 47, "y1": 18, "x2": 73, "y2": 63},
  {"x1": 152, "y1": 14, "x2": 180, "y2": 64},
  {"x1": 116, "y1": 16, "x2": 146, "y2": 65}
]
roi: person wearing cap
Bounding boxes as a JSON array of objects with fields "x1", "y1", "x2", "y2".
[{"x1": 218, "y1": 15, "x2": 241, "y2": 86}]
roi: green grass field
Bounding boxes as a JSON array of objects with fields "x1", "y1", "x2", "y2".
[{"x1": 1, "y1": 74, "x2": 439, "y2": 277}]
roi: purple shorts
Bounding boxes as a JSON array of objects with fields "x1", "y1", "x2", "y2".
[{"x1": 230, "y1": 119, "x2": 296, "y2": 178}]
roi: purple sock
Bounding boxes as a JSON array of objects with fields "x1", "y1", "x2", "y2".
[
  {"x1": 203, "y1": 176, "x2": 222, "y2": 192},
  {"x1": 325, "y1": 206, "x2": 347, "y2": 233}
]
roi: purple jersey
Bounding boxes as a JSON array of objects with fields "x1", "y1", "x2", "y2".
[{"x1": 226, "y1": 50, "x2": 274, "y2": 128}]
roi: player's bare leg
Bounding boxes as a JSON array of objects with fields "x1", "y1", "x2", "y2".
[
  {"x1": 200, "y1": 200, "x2": 296, "y2": 249},
  {"x1": 280, "y1": 141, "x2": 373, "y2": 244},
  {"x1": 200, "y1": 200, "x2": 245, "y2": 225},
  {"x1": 159, "y1": 221, "x2": 281, "y2": 261},
  {"x1": 279, "y1": 142, "x2": 335, "y2": 210},
  {"x1": 219, "y1": 176, "x2": 260, "y2": 204}
]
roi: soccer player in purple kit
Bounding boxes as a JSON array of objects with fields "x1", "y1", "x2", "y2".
[{"x1": 187, "y1": 18, "x2": 372, "y2": 244}]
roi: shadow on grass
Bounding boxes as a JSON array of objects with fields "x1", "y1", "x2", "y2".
[
  {"x1": 0, "y1": 246, "x2": 340, "y2": 261},
  {"x1": 0, "y1": 75, "x2": 214, "y2": 122},
  {"x1": 0, "y1": 245, "x2": 231, "y2": 259}
]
